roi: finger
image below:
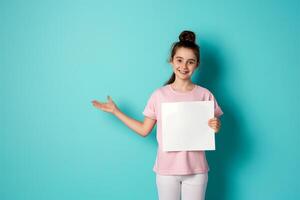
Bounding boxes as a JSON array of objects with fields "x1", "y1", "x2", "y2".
[
  {"x1": 210, "y1": 120, "x2": 220, "y2": 124},
  {"x1": 98, "y1": 104, "x2": 111, "y2": 112},
  {"x1": 93, "y1": 103, "x2": 104, "y2": 110},
  {"x1": 91, "y1": 101, "x2": 99, "y2": 107},
  {"x1": 210, "y1": 124, "x2": 217, "y2": 129},
  {"x1": 209, "y1": 122, "x2": 218, "y2": 126},
  {"x1": 210, "y1": 124, "x2": 220, "y2": 130},
  {"x1": 209, "y1": 118, "x2": 218, "y2": 122},
  {"x1": 92, "y1": 100, "x2": 105, "y2": 105},
  {"x1": 92, "y1": 100, "x2": 100, "y2": 105},
  {"x1": 91, "y1": 100, "x2": 100, "y2": 104},
  {"x1": 208, "y1": 124, "x2": 216, "y2": 129},
  {"x1": 93, "y1": 102, "x2": 108, "y2": 110},
  {"x1": 208, "y1": 119, "x2": 215, "y2": 123},
  {"x1": 92, "y1": 101, "x2": 104, "y2": 107}
]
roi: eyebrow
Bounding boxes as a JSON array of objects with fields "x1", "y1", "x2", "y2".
[{"x1": 175, "y1": 56, "x2": 196, "y2": 62}]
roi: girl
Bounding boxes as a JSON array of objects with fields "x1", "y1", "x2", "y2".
[{"x1": 91, "y1": 30, "x2": 223, "y2": 200}]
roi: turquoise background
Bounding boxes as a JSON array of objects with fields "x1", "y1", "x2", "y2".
[{"x1": 1, "y1": 0, "x2": 299, "y2": 199}]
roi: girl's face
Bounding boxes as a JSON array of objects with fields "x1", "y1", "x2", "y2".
[{"x1": 170, "y1": 47, "x2": 198, "y2": 81}]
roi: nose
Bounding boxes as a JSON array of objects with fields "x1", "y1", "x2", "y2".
[{"x1": 182, "y1": 62, "x2": 188, "y2": 69}]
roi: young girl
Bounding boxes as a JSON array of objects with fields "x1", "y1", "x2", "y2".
[{"x1": 91, "y1": 30, "x2": 223, "y2": 200}]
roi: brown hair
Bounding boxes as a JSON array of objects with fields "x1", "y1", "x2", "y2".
[{"x1": 164, "y1": 30, "x2": 200, "y2": 85}]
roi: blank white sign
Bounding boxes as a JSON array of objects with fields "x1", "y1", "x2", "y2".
[{"x1": 161, "y1": 101, "x2": 215, "y2": 152}]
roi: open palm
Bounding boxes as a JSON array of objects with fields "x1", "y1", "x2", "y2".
[{"x1": 91, "y1": 96, "x2": 118, "y2": 114}]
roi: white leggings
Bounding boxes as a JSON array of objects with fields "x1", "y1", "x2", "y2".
[{"x1": 156, "y1": 173, "x2": 208, "y2": 200}]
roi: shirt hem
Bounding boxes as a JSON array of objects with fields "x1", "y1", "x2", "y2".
[{"x1": 153, "y1": 168, "x2": 210, "y2": 175}]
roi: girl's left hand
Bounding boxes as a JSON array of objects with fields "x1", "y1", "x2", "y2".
[{"x1": 208, "y1": 117, "x2": 221, "y2": 133}]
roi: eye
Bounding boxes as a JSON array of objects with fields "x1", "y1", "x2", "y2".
[
  {"x1": 177, "y1": 59, "x2": 182, "y2": 63},
  {"x1": 189, "y1": 61, "x2": 195, "y2": 65}
]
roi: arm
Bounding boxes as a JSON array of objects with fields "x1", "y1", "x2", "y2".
[
  {"x1": 91, "y1": 96, "x2": 156, "y2": 137},
  {"x1": 114, "y1": 110, "x2": 156, "y2": 137}
]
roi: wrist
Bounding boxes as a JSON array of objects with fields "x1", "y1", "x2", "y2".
[{"x1": 113, "y1": 108, "x2": 121, "y2": 116}]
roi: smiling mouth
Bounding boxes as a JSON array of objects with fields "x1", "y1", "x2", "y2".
[{"x1": 178, "y1": 69, "x2": 189, "y2": 75}]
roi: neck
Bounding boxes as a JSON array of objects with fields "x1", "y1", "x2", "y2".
[{"x1": 171, "y1": 79, "x2": 194, "y2": 91}]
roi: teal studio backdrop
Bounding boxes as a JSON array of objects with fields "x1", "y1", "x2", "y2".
[{"x1": 1, "y1": 0, "x2": 299, "y2": 199}]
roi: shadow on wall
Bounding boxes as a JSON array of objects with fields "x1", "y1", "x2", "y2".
[{"x1": 194, "y1": 40, "x2": 253, "y2": 200}]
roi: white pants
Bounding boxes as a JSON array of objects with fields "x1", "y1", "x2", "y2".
[{"x1": 156, "y1": 173, "x2": 208, "y2": 200}]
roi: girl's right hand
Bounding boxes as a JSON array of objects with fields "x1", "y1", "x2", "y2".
[{"x1": 91, "y1": 96, "x2": 119, "y2": 115}]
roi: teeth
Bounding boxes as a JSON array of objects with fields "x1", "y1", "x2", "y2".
[{"x1": 178, "y1": 70, "x2": 188, "y2": 74}]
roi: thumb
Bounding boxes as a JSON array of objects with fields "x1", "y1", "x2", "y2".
[{"x1": 107, "y1": 95, "x2": 112, "y2": 102}]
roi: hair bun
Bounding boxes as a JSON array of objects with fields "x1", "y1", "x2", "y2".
[{"x1": 179, "y1": 30, "x2": 196, "y2": 43}]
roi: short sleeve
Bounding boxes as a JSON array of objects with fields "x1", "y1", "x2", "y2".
[
  {"x1": 209, "y1": 92, "x2": 224, "y2": 118},
  {"x1": 142, "y1": 91, "x2": 157, "y2": 120}
]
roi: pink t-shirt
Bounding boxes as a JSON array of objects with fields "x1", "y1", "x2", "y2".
[{"x1": 143, "y1": 84, "x2": 224, "y2": 175}]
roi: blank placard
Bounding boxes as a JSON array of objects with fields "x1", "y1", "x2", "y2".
[{"x1": 161, "y1": 101, "x2": 215, "y2": 152}]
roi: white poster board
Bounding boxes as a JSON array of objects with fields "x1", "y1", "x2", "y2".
[{"x1": 161, "y1": 101, "x2": 215, "y2": 152}]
